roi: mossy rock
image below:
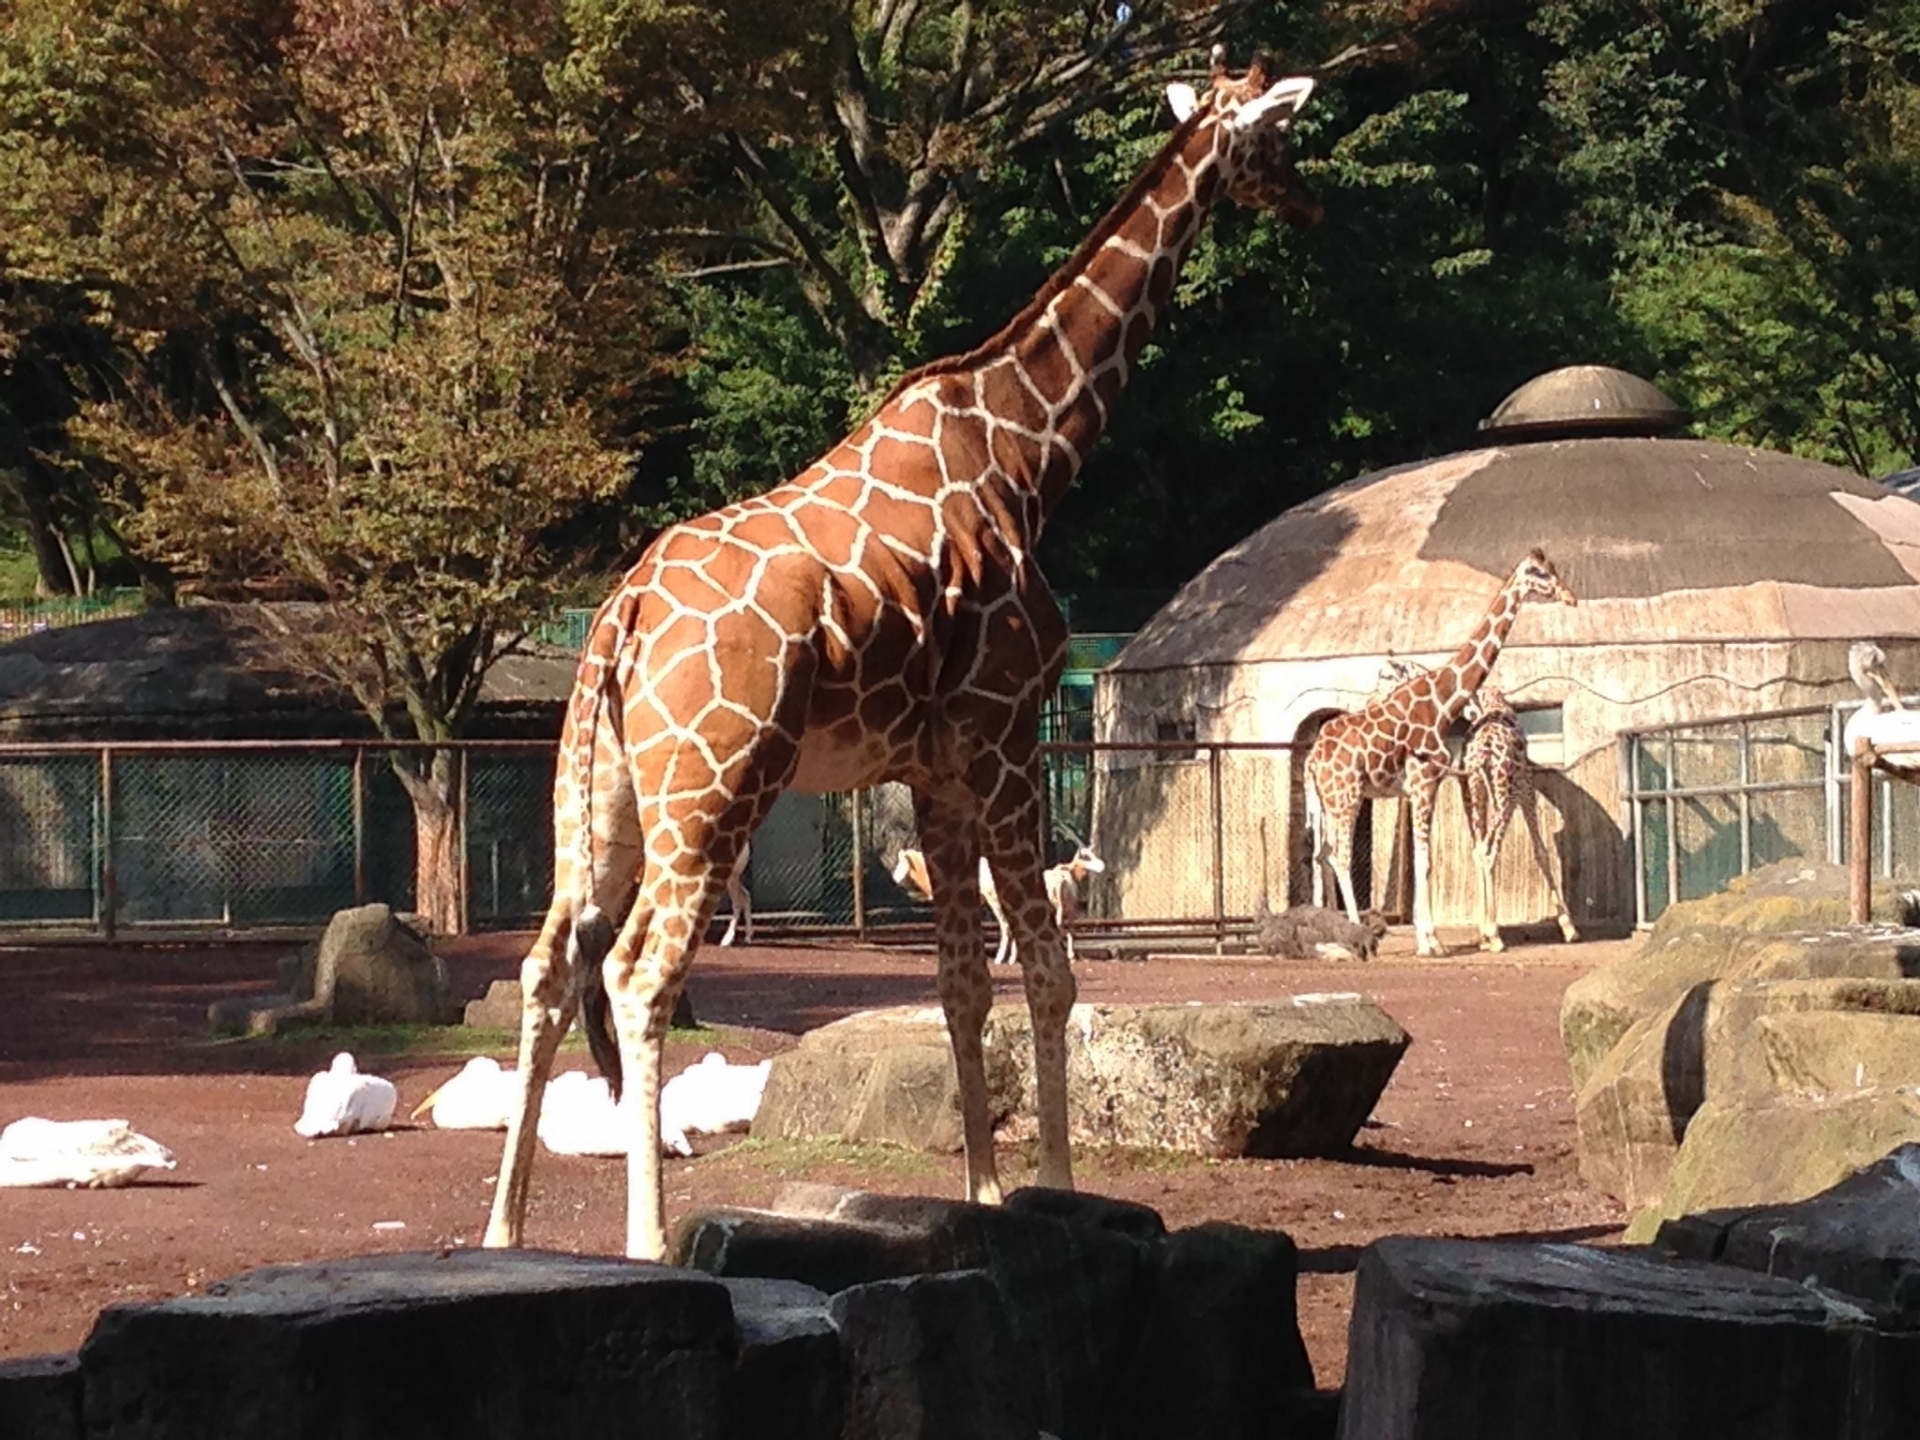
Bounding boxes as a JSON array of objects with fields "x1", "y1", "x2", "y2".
[
  {"x1": 1562, "y1": 860, "x2": 1913, "y2": 1095},
  {"x1": 1625, "y1": 1089, "x2": 1920, "y2": 1242},
  {"x1": 1573, "y1": 975, "x2": 1920, "y2": 1208}
]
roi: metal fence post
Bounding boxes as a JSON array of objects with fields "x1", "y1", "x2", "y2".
[
  {"x1": 351, "y1": 746, "x2": 368, "y2": 905},
  {"x1": 1209, "y1": 743, "x2": 1225, "y2": 954},
  {"x1": 99, "y1": 745, "x2": 117, "y2": 940},
  {"x1": 851, "y1": 789, "x2": 867, "y2": 940},
  {"x1": 456, "y1": 746, "x2": 472, "y2": 936}
]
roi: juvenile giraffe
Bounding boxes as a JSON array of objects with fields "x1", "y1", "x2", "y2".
[
  {"x1": 1304, "y1": 551, "x2": 1576, "y2": 957},
  {"x1": 486, "y1": 52, "x2": 1325, "y2": 1260},
  {"x1": 1460, "y1": 686, "x2": 1580, "y2": 951}
]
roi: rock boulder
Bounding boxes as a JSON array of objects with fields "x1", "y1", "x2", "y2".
[
  {"x1": 1561, "y1": 860, "x2": 1916, "y2": 1094},
  {"x1": 1624, "y1": 1089, "x2": 1920, "y2": 1242},
  {"x1": 1338, "y1": 1235, "x2": 1920, "y2": 1440},
  {"x1": 1653, "y1": 1142, "x2": 1920, "y2": 1321},
  {"x1": 755, "y1": 997, "x2": 1408, "y2": 1161},
  {"x1": 1574, "y1": 975, "x2": 1920, "y2": 1208}
]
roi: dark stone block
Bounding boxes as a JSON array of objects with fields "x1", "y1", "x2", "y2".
[
  {"x1": 672, "y1": 1208, "x2": 941, "y2": 1294},
  {"x1": 78, "y1": 1249, "x2": 735, "y2": 1440},
  {"x1": 1107, "y1": 1222, "x2": 1315, "y2": 1440},
  {"x1": 1652, "y1": 1142, "x2": 1920, "y2": 1320},
  {"x1": 1338, "y1": 1236, "x2": 1920, "y2": 1440},
  {"x1": 1003, "y1": 1186, "x2": 1168, "y2": 1242},
  {"x1": 0, "y1": 1352, "x2": 81, "y2": 1440},
  {"x1": 780, "y1": 1190, "x2": 1150, "y2": 1440},
  {"x1": 829, "y1": 1270, "x2": 1032, "y2": 1440},
  {"x1": 717, "y1": 1277, "x2": 843, "y2": 1440}
]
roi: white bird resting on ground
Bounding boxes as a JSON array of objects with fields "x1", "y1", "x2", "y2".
[
  {"x1": 1845, "y1": 640, "x2": 1920, "y2": 778},
  {"x1": 661, "y1": 1051, "x2": 772, "y2": 1146},
  {"x1": 293, "y1": 1052, "x2": 399, "y2": 1138},
  {"x1": 410, "y1": 1056, "x2": 520, "y2": 1130},
  {"x1": 0, "y1": 1116, "x2": 177, "y2": 1188},
  {"x1": 538, "y1": 1053, "x2": 772, "y2": 1159}
]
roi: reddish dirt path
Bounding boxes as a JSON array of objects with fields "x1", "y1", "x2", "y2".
[{"x1": 0, "y1": 927, "x2": 1629, "y2": 1385}]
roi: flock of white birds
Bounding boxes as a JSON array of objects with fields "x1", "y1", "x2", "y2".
[{"x1": 2, "y1": 1046, "x2": 772, "y2": 1189}]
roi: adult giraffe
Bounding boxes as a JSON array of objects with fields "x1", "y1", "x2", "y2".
[
  {"x1": 1304, "y1": 551, "x2": 1576, "y2": 957},
  {"x1": 486, "y1": 51, "x2": 1325, "y2": 1260}
]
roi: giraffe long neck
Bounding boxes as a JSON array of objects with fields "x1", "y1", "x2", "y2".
[
  {"x1": 1432, "y1": 592, "x2": 1522, "y2": 717},
  {"x1": 967, "y1": 118, "x2": 1228, "y2": 521}
]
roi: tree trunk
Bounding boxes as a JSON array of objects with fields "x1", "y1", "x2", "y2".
[{"x1": 394, "y1": 750, "x2": 464, "y2": 935}]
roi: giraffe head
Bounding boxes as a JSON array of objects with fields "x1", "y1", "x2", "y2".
[
  {"x1": 1166, "y1": 48, "x2": 1321, "y2": 227},
  {"x1": 1507, "y1": 549, "x2": 1578, "y2": 609}
]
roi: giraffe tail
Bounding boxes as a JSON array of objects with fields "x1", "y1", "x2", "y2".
[{"x1": 570, "y1": 903, "x2": 624, "y2": 1100}]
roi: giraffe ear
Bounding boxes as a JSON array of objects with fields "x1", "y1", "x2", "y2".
[
  {"x1": 1166, "y1": 82, "x2": 1200, "y2": 122},
  {"x1": 1227, "y1": 74, "x2": 1315, "y2": 133}
]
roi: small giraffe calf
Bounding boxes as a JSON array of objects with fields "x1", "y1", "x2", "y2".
[
  {"x1": 893, "y1": 846, "x2": 1105, "y2": 964},
  {"x1": 1460, "y1": 687, "x2": 1579, "y2": 951}
]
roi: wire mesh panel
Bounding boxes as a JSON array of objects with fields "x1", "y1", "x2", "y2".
[
  {"x1": 0, "y1": 754, "x2": 98, "y2": 922},
  {"x1": 360, "y1": 753, "x2": 419, "y2": 915},
  {"x1": 467, "y1": 750, "x2": 555, "y2": 929},
  {"x1": 112, "y1": 754, "x2": 355, "y2": 925}
]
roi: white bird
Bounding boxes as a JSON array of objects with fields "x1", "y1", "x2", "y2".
[
  {"x1": 537, "y1": 1054, "x2": 771, "y2": 1159},
  {"x1": 659, "y1": 1052, "x2": 772, "y2": 1150},
  {"x1": 535, "y1": 1069, "x2": 632, "y2": 1157},
  {"x1": 409, "y1": 1056, "x2": 519, "y2": 1130},
  {"x1": 293, "y1": 1052, "x2": 398, "y2": 1138},
  {"x1": 1844, "y1": 640, "x2": 1920, "y2": 778},
  {"x1": 0, "y1": 1117, "x2": 177, "y2": 1189}
]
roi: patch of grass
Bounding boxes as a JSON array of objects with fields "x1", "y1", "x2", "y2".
[
  {"x1": 1078, "y1": 1144, "x2": 1205, "y2": 1177},
  {"x1": 719, "y1": 1136, "x2": 942, "y2": 1180}
]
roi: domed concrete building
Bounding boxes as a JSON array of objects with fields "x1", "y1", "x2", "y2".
[{"x1": 1092, "y1": 366, "x2": 1920, "y2": 933}]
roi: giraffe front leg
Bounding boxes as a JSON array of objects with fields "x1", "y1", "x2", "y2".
[
  {"x1": 917, "y1": 798, "x2": 1003, "y2": 1205},
  {"x1": 486, "y1": 901, "x2": 590, "y2": 1248},
  {"x1": 985, "y1": 824, "x2": 1076, "y2": 1194},
  {"x1": 1408, "y1": 768, "x2": 1446, "y2": 957}
]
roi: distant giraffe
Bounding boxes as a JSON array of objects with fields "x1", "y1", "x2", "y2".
[
  {"x1": 485, "y1": 51, "x2": 1326, "y2": 1260},
  {"x1": 1460, "y1": 686, "x2": 1579, "y2": 951},
  {"x1": 1304, "y1": 552, "x2": 1577, "y2": 956}
]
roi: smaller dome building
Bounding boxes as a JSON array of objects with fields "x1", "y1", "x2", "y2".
[{"x1": 1092, "y1": 366, "x2": 1920, "y2": 931}]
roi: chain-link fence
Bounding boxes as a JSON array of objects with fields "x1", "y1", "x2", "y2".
[
  {"x1": 0, "y1": 737, "x2": 1297, "y2": 947},
  {"x1": 0, "y1": 741, "x2": 555, "y2": 936},
  {"x1": 1622, "y1": 697, "x2": 1920, "y2": 923}
]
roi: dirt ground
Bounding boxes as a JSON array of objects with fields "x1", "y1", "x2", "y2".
[{"x1": 0, "y1": 924, "x2": 1631, "y2": 1387}]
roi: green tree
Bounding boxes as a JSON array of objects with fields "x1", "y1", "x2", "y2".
[{"x1": 0, "y1": 0, "x2": 818, "y2": 927}]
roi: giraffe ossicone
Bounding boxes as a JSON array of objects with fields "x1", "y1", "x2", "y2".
[
  {"x1": 1305, "y1": 550, "x2": 1576, "y2": 958},
  {"x1": 482, "y1": 51, "x2": 1325, "y2": 1262}
]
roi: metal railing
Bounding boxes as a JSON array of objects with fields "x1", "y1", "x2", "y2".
[
  {"x1": 0, "y1": 736, "x2": 1298, "y2": 948},
  {"x1": 1621, "y1": 697, "x2": 1920, "y2": 924}
]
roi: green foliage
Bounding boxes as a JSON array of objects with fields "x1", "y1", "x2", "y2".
[{"x1": 5, "y1": 0, "x2": 1918, "y2": 666}]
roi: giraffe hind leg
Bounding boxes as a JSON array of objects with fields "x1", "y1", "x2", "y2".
[
  {"x1": 486, "y1": 897, "x2": 609, "y2": 1247},
  {"x1": 1519, "y1": 791, "x2": 1580, "y2": 942}
]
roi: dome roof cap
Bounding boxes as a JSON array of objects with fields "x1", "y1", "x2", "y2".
[{"x1": 1479, "y1": 365, "x2": 1687, "y2": 442}]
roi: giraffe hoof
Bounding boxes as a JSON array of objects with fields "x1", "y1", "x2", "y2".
[{"x1": 1481, "y1": 935, "x2": 1505, "y2": 953}]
